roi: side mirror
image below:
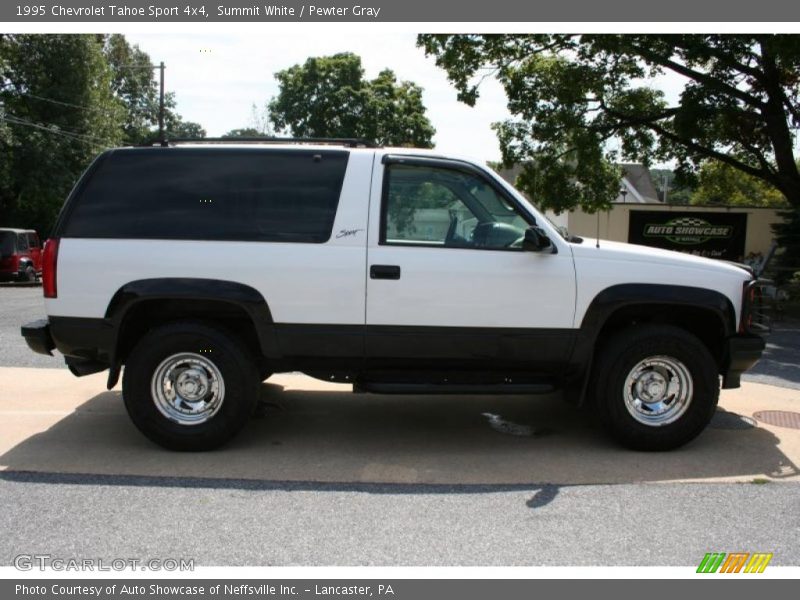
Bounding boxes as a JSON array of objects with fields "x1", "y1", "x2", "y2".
[{"x1": 522, "y1": 226, "x2": 556, "y2": 253}]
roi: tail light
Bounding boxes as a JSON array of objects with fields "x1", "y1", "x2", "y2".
[
  {"x1": 740, "y1": 279, "x2": 767, "y2": 333},
  {"x1": 740, "y1": 282, "x2": 754, "y2": 333},
  {"x1": 42, "y1": 238, "x2": 59, "y2": 298}
]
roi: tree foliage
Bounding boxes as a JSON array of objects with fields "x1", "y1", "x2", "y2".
[
  {"x1": 163, "y1": 114, "x2": 206, "y2": 139},
  {"x1": 104, "y1": 33, "x2": 158, "y2": 145},
  {"x1": 0, "y1": 34, "x2": 124, "y2": 235},
  {"x1": 0, "y1": 34, "x2": 202, "y2": 235},
  {"x1": 223, "y1": 128, "x2": 262, "y2": 138},
  {"x1": 104, "y1": 34, "x2": 205, "y2": 143},
  {"x1": 223, "y1": 103, "x2": 273, "y2": 138},
  {"x1": 649, "y1": 168, "x2": 693, "y2": 205},
  {"x1": 269, "y1": 53, "x2": 435, "y2": 147},
  {"x1": 417, "y1": 35, "x2": 800, "y2": 214},
  {"x1": 691, "y1": 160, "x2": 788, "y2": 207}
]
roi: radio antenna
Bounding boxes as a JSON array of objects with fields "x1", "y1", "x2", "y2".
[{"x1": 596, "y1": 210, "x2": 601, "y2": 248}]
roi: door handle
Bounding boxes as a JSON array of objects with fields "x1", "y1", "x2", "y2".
[{"x1": 370, "y1": 264, "x2": 401, "y2": 280}]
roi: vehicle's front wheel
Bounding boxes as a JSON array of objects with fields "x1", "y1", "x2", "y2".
[
  {"x1": 123, "y1": 321, "x2": 259, "y2": 451},
  {"x1": 593, "y1": 324, "x2": 719, "y2": 451},
  {"x1": 20, "y1": 264, "x2": 36, "y2": 282}
]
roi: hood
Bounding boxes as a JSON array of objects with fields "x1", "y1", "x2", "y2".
[{"x1": 571, "y1": 238, "x2": 752, "y2": 279}]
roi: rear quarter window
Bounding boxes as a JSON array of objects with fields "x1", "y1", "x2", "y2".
[
  {"x1": 0, "y1": 232, "x2": 16, "y2": 255},
  {"x1": 60, "y1": 148, "x2": 350, "y2": 243}
]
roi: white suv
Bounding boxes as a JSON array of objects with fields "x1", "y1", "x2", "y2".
[{"x1": 21, "y1": 138, "x2": 765, "y2": 451}]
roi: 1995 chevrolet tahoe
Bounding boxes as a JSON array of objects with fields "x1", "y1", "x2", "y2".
[{"x1": 21, "y1": 138, "x2": 766, "y2": 451}]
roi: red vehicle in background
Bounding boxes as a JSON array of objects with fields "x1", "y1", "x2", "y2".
[{"x1": 0, "y1": 228, "x2": 43, "y2": 282}]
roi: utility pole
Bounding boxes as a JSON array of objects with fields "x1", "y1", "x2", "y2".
[
  {"x1": 662, "y1": 174, "x2": 669, "y2": 204},
  {"x1": 158, "y1": 62, "x2": 165, "y2": 144}
]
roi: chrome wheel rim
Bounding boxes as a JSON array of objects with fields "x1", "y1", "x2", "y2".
[
  {"x1": 151, "y1": 353, "x2": 225, "y2": 426},
  {"x1": 623, "y1": 355, "x2": 693, "y2": 427}
]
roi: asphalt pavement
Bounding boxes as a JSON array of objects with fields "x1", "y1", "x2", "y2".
[
  {"x1": 1, "y1": 473, "x2": 798, "y2": 566},
  {"x1": 0, "y1": 285, "x2": 58, "y2": 369},
  {"x1": 744, "y1": 319, "x2": 800, "y2": 390}
]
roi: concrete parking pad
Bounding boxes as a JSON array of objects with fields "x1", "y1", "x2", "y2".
[{"x1": 1, "y1": 367, "x2": 798, "y2": 485}]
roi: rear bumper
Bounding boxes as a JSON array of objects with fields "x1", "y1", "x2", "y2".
[
  {"x1": 21, "y1": 317, "x2": 111, "y2": 378},
  {"x1": 0, "y1": 270, "x2": 25, "y2": 281},
  {"x1": 21, "y1": 319, "x2": 55, "y2": 355},
  {"x1": 722, "y1": 333, "x2": 766, "y2": 389}
]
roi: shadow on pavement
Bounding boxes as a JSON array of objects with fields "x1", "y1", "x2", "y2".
[
  {"x1": 2, "y1": 379, "x2": 798, "y2": 492},
  {"x1": 744, "y1": 319, "x2": 800, "y2": 389}
]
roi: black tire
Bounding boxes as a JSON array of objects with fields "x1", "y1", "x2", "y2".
[
  {"x1": 593, "y1": 324, "x2": 719, "y2": 451},
  {"x1": 20, "y1": 264, "x2": 36, "y2": 282},
  {"x1": 122, "y1": 321, "x2": 259, "y2": 451}
]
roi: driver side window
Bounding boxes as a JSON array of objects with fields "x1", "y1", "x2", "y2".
[{"x1": 381, "y1": 163, "x2": 530, "y2": 250}]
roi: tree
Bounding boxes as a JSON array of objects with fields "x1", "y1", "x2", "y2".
[
  {"x1": 163, "y1": 112, "x2": 205, "y2": 139},
  {"x1": 417, "y1": 35, "x2": 800, "y2": 212},
  {"x1": 691, "y1": 160, "x2": 788, "y2": 207},
  {"x1": 223, "y1": 103, "x2": 274, "y2": 138},
  {"x1": 246, "y1": 102, "x2": 272, "y2": 136},
  {"x1": 223, "y1": 128, "x2": 262, "y2": 138},
  {"x1": 650, "y1": 168, "x2": 693, "y2": 204},
  {"x1": 268, "y1": 53, "x2": 435, "y2": 147},
  {"x1": 103, "y1": 34, "x2": 159, "y2": 145},
  {"x1": 0, "y1": 34, "x2": 124, "y2": 235},
  {"x1": 0, "y1": 34, "x2": 205, "y2": 236},
  {"x1": 419, "y1": 34, "x2": 800, "y2": 279},
  {"x1": 103, "y1": 35, "x2": 205, "y2": 144}
]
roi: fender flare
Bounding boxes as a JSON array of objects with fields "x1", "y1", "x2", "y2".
[
  {"x1": 579, "y1": 283, "x2": 736, "y2": 338},
  {"x1": 566, "y1": 283, "x2": 736, "y2": 404},
  {"x1": 104, "y1": 278, "x2": 278, "y2": 387}
]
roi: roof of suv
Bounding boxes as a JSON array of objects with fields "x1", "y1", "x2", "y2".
[
  {"x1": 112, "y1": 142, "x2": 480, "y2": 167},
  {"x1": 121, "y1": 142, "x2": 445, "y2": 155},
  {"x1": 0, "y1": 228, "x2": 35, "y2": 234}
]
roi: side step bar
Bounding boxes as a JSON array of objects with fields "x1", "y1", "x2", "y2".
[{"x1": 354, "y1": 382, "x2": 556, "y2": 395}]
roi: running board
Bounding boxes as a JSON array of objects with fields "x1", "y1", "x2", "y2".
[{"x1": 353, "y1": 382, "x2": 556, "y2": 395}]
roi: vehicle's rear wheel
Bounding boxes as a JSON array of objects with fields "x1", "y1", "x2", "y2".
[
  {"x1": 123, "y1": 321, "x2": 259, "y2": 451},
  {"x1": 593, "y1": 324, "x2": 719, "y2": 451}
]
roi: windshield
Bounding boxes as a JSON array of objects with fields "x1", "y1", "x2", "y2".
[
  {"x1": 483, "y1": 164, "x2": 577, "y2": 242},
  {"x1": 541, "y1": 214, "x2": 572, "y2": 241}
]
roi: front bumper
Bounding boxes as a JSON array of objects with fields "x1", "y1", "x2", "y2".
[
  {"x1": 722, "y1": 333, "x2": 766, "y2": 389},
  {"x1": 21, "y1": 319, "x2": 55, "y2": 355}
]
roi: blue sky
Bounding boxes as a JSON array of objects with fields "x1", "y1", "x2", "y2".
[{"x1": 127, "y1": 32, "x2": 688, "y2": 164}]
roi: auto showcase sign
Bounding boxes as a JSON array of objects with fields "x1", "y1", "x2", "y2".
[{"x1": 628, "y1": 211, "x2": 747, "y2": 260}]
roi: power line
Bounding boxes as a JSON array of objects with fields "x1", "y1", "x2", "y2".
[
  {"x1": 1, "y1": 114, "x2": 109, "y2": 147},
  {"x1": 2, "y1": 59, "x2": 167, "y2": 141},
  {"x1": 5, "y1": 91, "x2": 119, "y2": 116},
  {"x1": 2, "y1": 118, "x2": 101, "y2": 147},
  {"x1": 2, "y1": 113, "x2": 106, "y2": 143}
]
